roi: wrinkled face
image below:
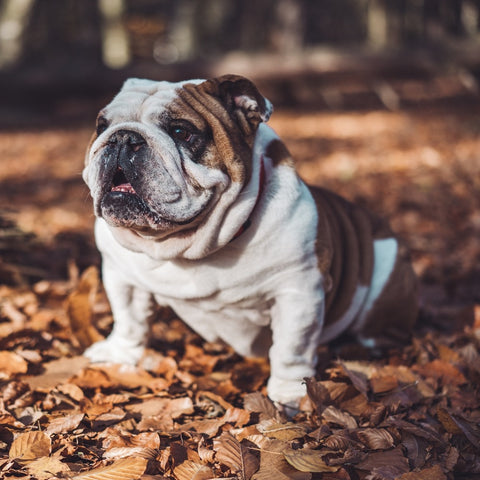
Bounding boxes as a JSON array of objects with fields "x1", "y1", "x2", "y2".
[{"x1": 83, "y1": 75, "x2": 272, "y2": 240}]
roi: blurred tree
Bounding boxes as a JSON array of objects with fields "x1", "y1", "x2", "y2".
[{"x1": 0, "y1": 0, "x2": 479, "y2": 75}]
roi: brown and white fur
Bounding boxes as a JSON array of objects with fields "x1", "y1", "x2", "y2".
[{"x1": 83, "y1": 75, "x2": 418, "y2": 408}]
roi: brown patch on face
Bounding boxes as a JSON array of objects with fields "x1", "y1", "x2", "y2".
[
  {"x1": 265, "y1": 138, "x2": 294, "y2": 167},
  {"x1": 165, "y1": 81, "x2": 254, "y2": 185}
]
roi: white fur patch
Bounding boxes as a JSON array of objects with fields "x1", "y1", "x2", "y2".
[
  {"x1": 351, "y1": 237, "x2": 398, "y2": 336},
  {"x1": 319, "y1": 284, "x2": 369, "y2": 343}
]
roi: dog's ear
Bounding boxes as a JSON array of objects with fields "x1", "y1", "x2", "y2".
[{"x1": 203, "y1": 75, "x2": 273, "y2": 134}]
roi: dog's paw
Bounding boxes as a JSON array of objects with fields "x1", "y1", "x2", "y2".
[
  {"x1": 84, "y1": 337, "x2": 144, "y2": 365},
  {"x1": 267, "y1": 377, "x2": 306, "y2": 417}
]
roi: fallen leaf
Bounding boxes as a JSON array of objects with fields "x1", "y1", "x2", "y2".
[
  {"x1": 66, "y1": 266, "x2": 103, "y2": 349},
  {"x1": 437, "y1": 409, "x2": 480, "y2": 448},
  {"x1": 46, "y1": 413, "x2": 84, "y2": 435},
  {"x1": 196, "y1": 390, "x2": 234, "y2": 411},
  {"x1": 257, "y1": 419, "x2": 307, "y2": 441},
  {"x1": 321, "y1": 405, "x2": 357, "y2": 429},
  {"x1": 174, "y1": 460, "x2": 215, "y2": 480},
  {"x1": 127, "y1": 396, "x2": 194, "y2": 419},
  {"x1": 57, "y1": 382, "x2": 85, "y2": 402},
  {"x1": 72, "y1": 457, "x2": 148, "y2": 479},
  {"x1": 251, "y1": 438, "x2": 311, "y2": 480},
  {"x1": 355, "y1": 446, "x2": 409, "y2": 475},
  {"x1": 103, "y1": 446, "x2": 158, "y2": 460},
  {"x1": 398, "y1": 464, "x2": 447, "y2": 480},
  {"x1": 414, "y1": 359, "x2": 467, "y2": 386},
  {"x1": 9, "y1": 431, "x2": 51, "y2": 461},
  {"x1": 244, "y1": 392, "x2": 279, "y2": 420},
  {"x1": 214, "y1": 432, "x2": 259, "y2": 479},
  {"x1": 355, "y1": 428, "x2": 395, "y2": 450},
  {"x1": 180, "y1": 417, "x2": 226, "y2": 438},
  {"x1": 436, "y1": 408, "x2": 464, "y2": 434},
  {"x1": 24, "y1": 356, "x2": 90, "y2": 391},
  {"x1": 284, "y1": 448, "x2": 339, "y2": 473},
  {"x1": 91, "y1": 406, "x2": 126, "y2": 429},
  {"x1": 26, "y1": 454, "x2": 71, "y2": 479},
  {"x1": 338, "y1": 361, "x2": 372, "y2": 397},
  {"x1": 0, "y1": 351, "x2": 28, "y2": 379},
  {"x1": 370, "y1": 374, "x2": 398, "y2": 394}
]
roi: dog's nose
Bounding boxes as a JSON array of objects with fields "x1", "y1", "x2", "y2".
[{"x1": 108, "y1": 130, "x2": 146, "y2": 152}]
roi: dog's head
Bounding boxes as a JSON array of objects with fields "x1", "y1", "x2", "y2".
[{"x1": 83, "y1": 75, "x2": 272, "y2": 258}]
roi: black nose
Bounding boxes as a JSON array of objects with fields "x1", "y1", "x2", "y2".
[{"x1": 108, "y1": 130, "x2": 146, "y2": 152}]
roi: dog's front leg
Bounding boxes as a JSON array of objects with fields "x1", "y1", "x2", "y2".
[
  {"x1": 267, "y1": 287, "x2": 324, "y2": 410},
  {"x1": 84, "y1": 261, "x2": 154, "y2": 365}
]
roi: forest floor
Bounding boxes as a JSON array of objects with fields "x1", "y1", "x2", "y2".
[{"x1": 0, "y1": 94, "x2": 479, "y2": 479}]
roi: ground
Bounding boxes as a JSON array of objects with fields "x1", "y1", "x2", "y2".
[{"x1": 0, "y1": 99, "x2": 479, "y2": 479}]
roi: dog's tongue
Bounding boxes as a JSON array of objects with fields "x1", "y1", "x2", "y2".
[{"x1": 111, "y1": 183, "x2": 136, "y2": 194}]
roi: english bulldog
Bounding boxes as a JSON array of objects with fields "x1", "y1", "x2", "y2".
[{"x1": 82, "y1": 75, "x2": 418, "y2": 408}]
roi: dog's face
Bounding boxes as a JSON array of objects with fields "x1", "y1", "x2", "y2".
[{"x1": 83, "y1": 75, "x2": 272, "y2": 244}]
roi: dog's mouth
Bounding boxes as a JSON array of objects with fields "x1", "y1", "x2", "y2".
[
  {"x1": 110, "y1": 168, "x2": 137, "y2": 195},
  {"x1": 99, "y1": 165, "x2": 213, "y2": 233}
]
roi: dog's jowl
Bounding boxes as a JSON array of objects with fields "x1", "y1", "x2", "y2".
[{"x1": 83, "y1": 75, "x2": 418, "y2": 409}]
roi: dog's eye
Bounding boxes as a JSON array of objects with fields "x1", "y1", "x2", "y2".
[
  {"x1": 171, "y1": 127, "x2": 193, "y2": 143},
  {"x1": 96, "y1": 116, "x2": 109, "y2": 136}
]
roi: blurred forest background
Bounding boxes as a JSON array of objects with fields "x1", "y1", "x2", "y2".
[{"x1": 1, "y1": 0, "x2": 480, "y2": 123}]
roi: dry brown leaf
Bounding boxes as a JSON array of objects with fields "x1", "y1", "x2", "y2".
[
  {"x1": 355, "y1": 428, "x2": 395, "y2": 450},
  {"x1": 437, "y1": 344, "x2": 461, "y2": 364},
  {"x1": 321, "y1": 405, "x2": 357, "y2": 429},
  {"x1": 322, "y1": 432, "x2": 358, "y2": 451},
  {"x1": 72, "y1": 457, "x2": 148, "y2": 479},
  {"x1": 257, "y1": 419, "x2": 307, "y2": 441},
  {"x1": 0, "y1": 350, "x2": 28, "y2": 379},
  {"x1": 103, "y1": 446, "x2": 158, "y2": 460},
  {"x1": 180, "y1": 417, "x2": 226, "y2": 438},
  {"x1": 196, "y1": 390, "x2": 234, "y2": 411},
  {"x1": 319, "y1": 380, "x2": 352, "y2": 403},
  {"x1": 94, "y1": 364, "x2": 158, "y2": 389},
  {"x1": 70, "y1": 366, "x2": 114, "y2": 389},
  {"x1": 243, "y1": 392, "x2": 279, "y2": 420},
  {"x1": 174, "y1": 460, "x2": 215, "y2": 480},
  {"x1": 57, "y1": 382, "x2": 85, "y2": 402},
  {"x1": 251, "y1": 438, "x2": 311, "y2": 480},
  {"x1": 223, "y1": 407, "x2": 251, "y2": 428},
  {"x1": 414, "y1": 359, "x2": 467, "y2": 386},
  {"x1": 46, "y1": 413, "x2": 84, "y2": 435},
  {"x1": 66, "y1": 266, "x2": 103, "y2": 349},
  {"x1": 9, "y1": 431, "x2": 51, "y2": 461},
  {"x1": 436, "y1": 408, "x2": 464, "y2": 434},
  {"x1": 284, "y1": 448, "x2": 339, "y2": 473},
  {"x1": 339, "y1": 394, "x2": 370, "y2": 417},
  {"x1": 355, "y1": 446, "x2": 409, "y2": 474},
  {"x1": 398, "y1": 464, "x2": 447, "y2": 480},
  {"x1": 338, "y1": 361, "x2": 372, "y2": 397},
  {"x1": 24, "y1": 356, "x2": 90, "y2": 391},
  {"x1": 370, "y1": 374, "x2": 399, "y2": 394},
  {"x1": 91, "y1": 406, "x2": 126, "y2": 429},
  {"x1": 214, "y1": 432, "x2": 259, "y2": 480},
  {"x1": 127, "y1": 396, "x2": 194, "y2": 419},
  {"x1": 26, "y1": 455, "x2": 71, "y2": 479},
  {"x1": 437, "y1": 410, "x2": 480, "y2": 448}
]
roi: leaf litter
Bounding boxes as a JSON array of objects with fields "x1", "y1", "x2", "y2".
[{"x1": 0, "y1": 105, "x2": 479, "y2": 479}]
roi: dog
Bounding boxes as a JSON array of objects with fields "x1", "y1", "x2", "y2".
[{"x1": 82, "y1": 75, "x2": 418, "y2": 408}]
